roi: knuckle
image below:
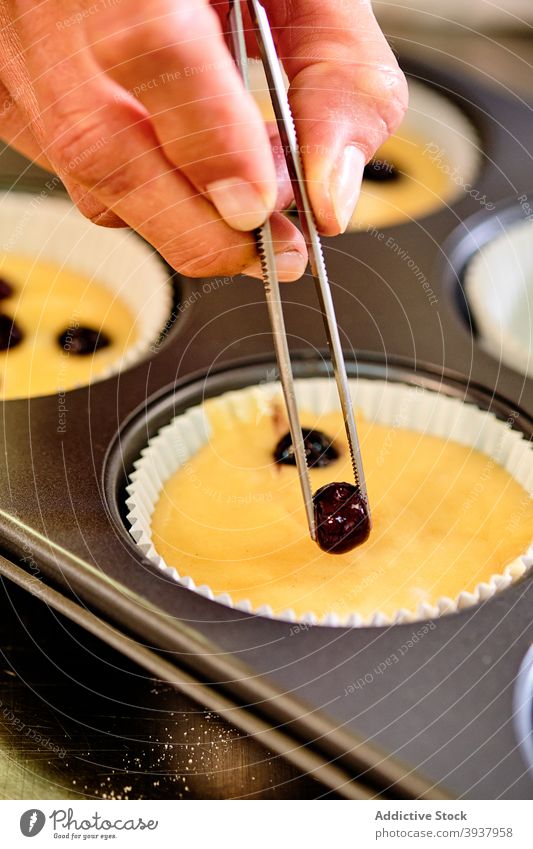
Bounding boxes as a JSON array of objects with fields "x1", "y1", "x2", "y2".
[
  {"x1": 92, "y1": 211, "x2": 127, "y2": 228},
  {"x1": 49, "y1": 110, "x2": 109, "y2": 185},
  {"x1": 49, "y1": 107, "x2": 136, "y2": 200},
  {"x1": 116, "y1": 5, "x2": 216, "y2": 63},
  {"x1": 372, "y1": 67, "x2": 409, "y2": 137},
  {"x1": 78, "y1": 202, "x2": 124, "y2": 228},
  {"x1": 68, "y1": 190, "x2": 101, "y2": 221},
  {"x1": 117, "y1": 19, "x2": 172, "y2": 60}
]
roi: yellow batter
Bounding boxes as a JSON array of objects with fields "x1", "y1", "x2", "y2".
[
  {"x1": 151, "y1": 401, "x2": 533, "y2": 621},
  {"x1": 350, "y1": 132, "x2": 453, "y2": 230},
  {"x1": 0, "y1": 254, "x2": 138, "y2": 399}
]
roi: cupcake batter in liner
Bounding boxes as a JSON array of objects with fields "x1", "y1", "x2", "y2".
[
  {"x1": 0, "y1": 193, "x2": 172, "y2": 398},
  {"x1": 126, "y1": 378, "x2": 533, "y2": 627}
]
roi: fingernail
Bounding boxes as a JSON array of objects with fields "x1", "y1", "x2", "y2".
[
  {"x1": 207, "y1": 177, "x2": 274, "y2": 231},
  {"x1": 243, "y1": 250, "x2": 306, "y2": 282},
  {"x1": 330, "y1": 145, "x2": 365, "y2": 233}
]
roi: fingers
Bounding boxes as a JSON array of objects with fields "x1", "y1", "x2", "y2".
[
  {"x1": 268, "y1": 123, "x2": 293, "y2": 211},
  {"x1": 17, "y1": 3, "x2": 306, "y2": 279},
  {"x1": 239, "y1": 211, "x2": 305, "y2": 280},
  {"x1": 265, "y1": 0, "x2": 408, "y2": 235},
  {"x1": 88, "y1": 0, "x2": 277, "y2": 231},
  {"x1": 45, "y1": 69, "x2": 305, "y2": 278}
]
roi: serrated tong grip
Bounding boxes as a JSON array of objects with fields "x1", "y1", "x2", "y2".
[{"x1": 228, "y1": 0, "x2": 370, "y2": 541}]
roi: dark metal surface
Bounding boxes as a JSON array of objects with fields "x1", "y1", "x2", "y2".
[
  {"x1": 0, "y1": 578, "x2": 330, "y2": 800},
  {"x1": 2, "y1": 551, "x2": 448, "y2": 801},
  {"x1": 101, "y1": 356, "x2": 533, "y2": 801},
  {"x1": 0, "y1": 37, "x2": 532, "y2": 800}
]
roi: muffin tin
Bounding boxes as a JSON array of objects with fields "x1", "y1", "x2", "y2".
[{"x1": 0, "y1": 56, "x2": 532, "y2": 799}]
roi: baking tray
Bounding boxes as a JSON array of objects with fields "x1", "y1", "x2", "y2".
[{"x1": 0, "y1": 56, "x2": 532, "y2": 799}]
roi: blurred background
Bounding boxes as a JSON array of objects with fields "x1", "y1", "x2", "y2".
[
  {"x1": 376, "y1": 0, "x2": 533, "y2": 29},
  {"x1": 375, "y1": 0, "x2": 533, "y2": 100}
]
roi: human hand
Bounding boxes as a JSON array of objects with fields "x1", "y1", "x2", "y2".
[{"x1": 0, "y1": 0, "x2": 407, "y2": 280}]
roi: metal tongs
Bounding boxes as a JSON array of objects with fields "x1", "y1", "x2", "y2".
[{"x1": 228, "y1": 0, "x2": 370, "y2": 542}]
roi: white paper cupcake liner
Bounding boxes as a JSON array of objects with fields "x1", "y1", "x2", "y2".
[
  {"x1": 125, "y1": 378, "x2": 533, "y2": 627},
  {"x1": 0, "y1": 191, "x2": 172, "y2": 385},
  {"x1": 465, "y1": 218, "x2": 533, "y2": 379}
]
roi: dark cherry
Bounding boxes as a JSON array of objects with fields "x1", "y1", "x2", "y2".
[
  {"x1": 363, "y1": 158, "x2": 400, "y2": 182},
  {"x1": 274, "y1": 428, "x2": 339, "y2": 468},
  {"x1": 313, "y1": 482, "x2": 370, "y2": 554},
  {"x1": 0, "y1": 314, "x2": 23, "y2": 350},
  {"x1": 57, "y1": 325, "x2": 111, "y2": 355},
  {"x1": 0, "y1": 277, "x2": 14, "y2": 299}
]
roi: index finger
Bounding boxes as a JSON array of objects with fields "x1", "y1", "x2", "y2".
[{"x1": 90, "y1": 0, "x2": 278, "y2": 232}]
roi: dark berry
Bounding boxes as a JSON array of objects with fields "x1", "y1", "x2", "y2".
[
  {"x1": 58, "y1": 325, "x2": 111, "y2": 355},
  {"x1": 363, "y1": 158, "x2": 400, "y2": 182},
  {"x1": 0, "y1": 277, "x2": 13, "y2": 299},
  {"x1": 313, "y1": 482, "x2": 370, "y2": 554},
  {"x1": 274, "y1": 428, "x2": 339, "y2": 468},
  {"x1": 0, "y1": 314, "x2": 23, "y2": 350}
]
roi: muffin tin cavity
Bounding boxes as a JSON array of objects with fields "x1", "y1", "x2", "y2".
[
  {"x1": 350, "y1": 80, "x2": 482, "y2": 230},
  {"x1": 112, "y1": 360, "x2": 533, "y2": 628},
  {"x1": 0, "y1": 192, "x2": 173, "y2": 399},
  {"x1": 464, "y1": 218, "x2": 533, "y2": 378},
  {"x1": 437, "y1": 200, "x2": 533, "y2": 377},
  {"x1": 248, "y1": 62, "x2": 481, "y2": 230}
]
